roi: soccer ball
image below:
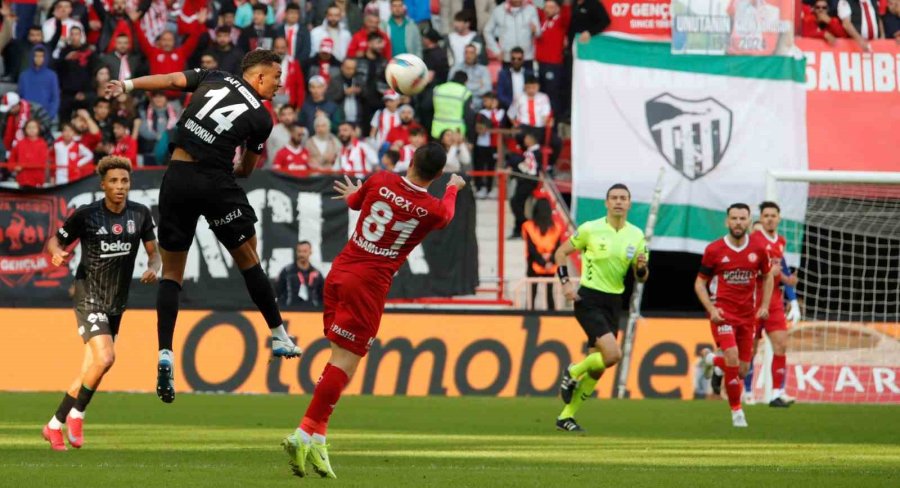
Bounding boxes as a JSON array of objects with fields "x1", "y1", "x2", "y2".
[{"x1": 385, "y1": 54, "x2": 429, "y2": 96}]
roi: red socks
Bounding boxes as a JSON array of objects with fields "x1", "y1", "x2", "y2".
[
  {"x1": 299, "y1": 363, "x2": 349, "y2": 436},
  {"x1": 713, "y1": 356, "x2": 725, "y2": 370},
  {"x1": 724, "y1": 366, "x2": 742, "y2": 411},
  {"x1": 772, "y1": 354, "x2": 786, "y2": 389}
]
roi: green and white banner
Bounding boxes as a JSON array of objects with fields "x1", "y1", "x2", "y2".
[{"x1": 572, "y1": 35, "x2": 807, "y2": 258}]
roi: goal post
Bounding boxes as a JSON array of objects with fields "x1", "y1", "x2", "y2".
[
  {"x1": 760, "y1": 170, "x2": 900, "y2": 404},
  {"x1": 616, "y1": 167, "x2": 666, "y2": 399}
]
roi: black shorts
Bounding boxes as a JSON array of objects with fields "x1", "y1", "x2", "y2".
[
  {"x1": 75, "y1": 309, "x2": 123, "y2": 343},
  {"x1": 574, "y1": 287, "x2": 622, "y2": 346},
  {"x1": 158, "y1": 161, "x2": 257, "y2": 251}
]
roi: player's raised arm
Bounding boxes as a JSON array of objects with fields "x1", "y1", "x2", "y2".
[
  {"x1": 332, "y1": 174, "x2": 366, "y2": 209},
  {"x1": 435, "y1": 174, "x2": 465, "y2": 227},
  {"x1": 104, "y1": 71, "x2": 192, "y2": 99}
]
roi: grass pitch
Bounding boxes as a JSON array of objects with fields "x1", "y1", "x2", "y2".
[{"x1": 1, "y1": 393, "x2": 897, "y2": 487}]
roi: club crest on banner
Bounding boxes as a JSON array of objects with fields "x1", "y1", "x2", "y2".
[{"x1": 646, "y1": 93, "x2": 732, "y2": 181}]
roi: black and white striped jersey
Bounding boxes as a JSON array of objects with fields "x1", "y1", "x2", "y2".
[{"x1": 56, "y1": 200, "x2": 156, "y2": 314}]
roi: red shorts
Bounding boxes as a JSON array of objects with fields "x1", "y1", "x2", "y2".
[
  {"x1": 710, "y1": 321, "x2": 755, "y2": 363},
  {"x1": 756, "y1": 304, "x2": 788, "y2": 338},
  {"x1": 322, "y1": 268, "x2": 388, "y2": 357}
]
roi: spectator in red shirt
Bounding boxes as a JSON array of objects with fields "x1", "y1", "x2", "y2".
[
  {"x1": 801, "y1": 0, "x2": 848, "y2": 44},
  {"x1": 109, "y1": 118, "x2": 137, "y2": 165},
  {"x1": 346, "y1": 12, "x2": 392, "y2": 59},
  {"x1": 536, "y1": 0, "x2": 570, "y2": 117},
  {"x1": 131, "y1": 8, "x2": 207, "y2": 98},
  {"x1": 274, "y1": 125, "x2": 314, "y2": 175},
  {"x1": 9, "y1": 119, "x2": 49, "y2": 188}
]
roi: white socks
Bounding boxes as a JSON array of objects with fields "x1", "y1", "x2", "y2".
[
  {"x1": 297, "y1": 428, "x2": 311, "y2": 445},
  {"x1": 48, "y1": 416, "x2": 62, "y2": 429},
  {"x1": 68, "y1": 408, "x2": 84, "y2": 419},
  {"x1": 159, "y1": 349, "x2": 174, "y2": 365},
  {"x1": 271, "y1": 324, "x2": 290, "y2": 342},
  {"x1": 773, "y1": 388, "x2": 785, "y2": 399},
  {"x1": 296, "y1": 428, "x2": 326, "y2": 445}
]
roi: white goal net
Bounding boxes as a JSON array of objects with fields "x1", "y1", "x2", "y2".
[{"x1": 758, "y1": 171, "x2": 900, "y2": 404}]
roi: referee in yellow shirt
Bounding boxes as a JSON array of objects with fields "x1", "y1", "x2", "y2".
[{"x1": 554, "y1": 184, "x2": 649, "y2": 432}]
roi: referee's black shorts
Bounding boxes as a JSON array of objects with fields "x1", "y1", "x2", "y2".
[
  {"x1": 158, "y1": 161, "x2": 258, "y2": 252},
  {"x1": 574, "y1": 286, "x2": 622, "y2": 347}
]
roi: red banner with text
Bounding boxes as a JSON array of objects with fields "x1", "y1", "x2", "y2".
[
  {"x1": 799, "y1": 38, "x2": 900, "y2": 171},
  {"x1": 602, "y1": 0, "x2": 671, "y2": 38}
]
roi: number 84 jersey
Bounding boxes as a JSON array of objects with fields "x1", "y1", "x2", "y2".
[
  {"x1": 334, "y1": 171, "x2": 459, "y2": 289},
  {"x1": 173, "y1": 69, "x2": 274, "y2": 171}
]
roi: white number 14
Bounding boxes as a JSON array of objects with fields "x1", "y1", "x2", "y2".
[{"x1": 196, "y1": 87, "x2": 249, "y2": 134}]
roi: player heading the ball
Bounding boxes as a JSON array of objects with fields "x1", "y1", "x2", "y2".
[{"x1": 105, "y1": 49, "x2": 303, "y2": 405}]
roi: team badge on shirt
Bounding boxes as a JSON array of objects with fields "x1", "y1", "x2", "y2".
[
  {"x1": 127, "y1": 220, "x2": 136, "y2": 234},
  {"x1": 626, "y1": 245, "x2": 636, "y2": 259},
  {"x1": 748, "y1": 252, "x2": 758, "y2": 263}
]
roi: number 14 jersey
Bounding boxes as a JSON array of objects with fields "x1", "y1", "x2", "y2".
[
  {"x1": 173, "y1": 69, "x2": 273, "y2": 171},
  {"x1": 335, "y1": 171, "x2": 459, "y2": 290}
]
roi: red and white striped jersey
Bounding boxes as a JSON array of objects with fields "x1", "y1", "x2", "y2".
[
  {"x1": 510, "y1": 92, "x2": 552, "y2": 127},
  {"x1": 53, "y1": 139, "x2": 93, "y2": 184},
  {"x1": 338, "y1": 139, "x2": 377, "y2": 176},
  {"x1": 370, "y1": 108, "x2": 401, "y2": 147},
  {"x1": 394, "y1": 143, "x2": 417, "y2": 173}
]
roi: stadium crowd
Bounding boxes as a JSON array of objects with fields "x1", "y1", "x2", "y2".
[
  {"x1": 0, "y1": 0, "x2": 609, "y2": 193},
  {"x1": 0, "y1": 0, "x2": 896, "y2": 190}
]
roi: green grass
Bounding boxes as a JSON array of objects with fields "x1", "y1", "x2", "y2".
[{"x1": 1, "y1": 393, "x2": 898, "y2": 487}]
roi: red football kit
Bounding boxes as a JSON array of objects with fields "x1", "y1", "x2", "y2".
[
  {"x1": 324, "y1": 171, "x2": 458, "y2": 356},
  {"x1": 699, "y1": 235, "x2": 772, "y2": 362},
  {"x1": 752, "y1": 230, "x2": 788, "y2": 336}
]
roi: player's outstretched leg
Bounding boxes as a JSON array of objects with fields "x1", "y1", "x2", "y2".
[
  {"x1": 286, "y1": 346, "x2": 359, "y2": 479},
  {"x1": 230, "y1": 238, "x2": 302, "y2": 359}
]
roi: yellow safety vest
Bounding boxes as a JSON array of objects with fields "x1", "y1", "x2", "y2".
[{"x1": 431, "y1": 81, "x2": 471, "y2": 139}]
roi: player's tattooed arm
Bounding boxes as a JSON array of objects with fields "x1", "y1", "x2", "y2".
[
  {"x1": 141, "y1": 240, "x2": 161, "y2": 284},
  {"x1": 105, "y1": 72, "x2": 190, "y2": 99}
]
